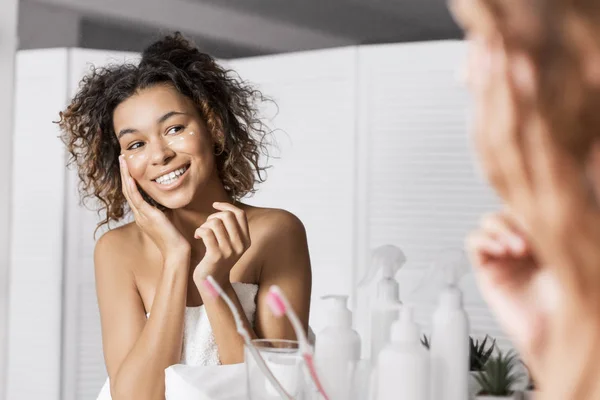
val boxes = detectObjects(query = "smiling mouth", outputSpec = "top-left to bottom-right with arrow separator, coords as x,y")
153,164 -> 190,186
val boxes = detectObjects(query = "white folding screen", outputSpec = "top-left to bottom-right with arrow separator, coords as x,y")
8,49 -> 70,400
354,42 -> 509,349
226,47 -> 359,333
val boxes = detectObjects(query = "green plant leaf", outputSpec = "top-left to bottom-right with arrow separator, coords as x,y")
470,335 -> 496,371
421,334 -> 430,350
474,349 -> 524,395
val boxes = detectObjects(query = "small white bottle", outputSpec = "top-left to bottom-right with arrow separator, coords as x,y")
314,295 -> 361,400
430,268 -> 470,400
358,245 -> 406,365
376,306 -> 429,400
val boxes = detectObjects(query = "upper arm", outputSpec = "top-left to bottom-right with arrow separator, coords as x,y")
255,210 -> 312,340
94,230 -> 146,381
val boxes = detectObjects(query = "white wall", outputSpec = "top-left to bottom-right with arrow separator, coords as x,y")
0,1 -> 19,399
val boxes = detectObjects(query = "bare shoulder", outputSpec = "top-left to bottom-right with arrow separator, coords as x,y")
245,206 -> 307,244
94,222 -> 142,273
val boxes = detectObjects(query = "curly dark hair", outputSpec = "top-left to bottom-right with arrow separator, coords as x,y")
57,32 -> 272,231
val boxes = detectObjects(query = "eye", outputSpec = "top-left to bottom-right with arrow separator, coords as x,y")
127,142 -> 144,151
167,125 -> 184,135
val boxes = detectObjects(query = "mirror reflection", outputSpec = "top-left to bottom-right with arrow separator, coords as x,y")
5,1 -> 561,399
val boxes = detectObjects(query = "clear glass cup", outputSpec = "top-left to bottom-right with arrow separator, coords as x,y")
245,339 -> 309,399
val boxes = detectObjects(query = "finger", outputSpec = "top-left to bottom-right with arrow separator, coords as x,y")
119,156 -> 142,220
471,43 -> 513,196
194,227 -> 219,254
119,156 -> 139,207
491,47 -> 534,205
198,219 -> 231,253
213,202 -> 250,245
119,156 -> 133,205
480,213 -> 528,255
119,156 -> 154,215
467,231 -> 509,265
207,211 -> 245,253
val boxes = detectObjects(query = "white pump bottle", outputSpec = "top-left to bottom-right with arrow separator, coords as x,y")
314,295 -> 361,400
358,245 -> 406,365
429,250 -> 470,400
376,306 -> 430,400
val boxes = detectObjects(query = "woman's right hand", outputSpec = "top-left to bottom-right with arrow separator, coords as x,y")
466,211 -> 561,370
119,156 -> 190,261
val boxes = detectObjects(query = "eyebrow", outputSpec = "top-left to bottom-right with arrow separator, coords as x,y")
117,111 -> 188,139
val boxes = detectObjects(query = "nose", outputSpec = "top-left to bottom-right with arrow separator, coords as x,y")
149,137 -> 176,165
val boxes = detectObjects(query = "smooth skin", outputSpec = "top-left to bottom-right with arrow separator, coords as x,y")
452,2 -> 600,397
94,83 -> 312,400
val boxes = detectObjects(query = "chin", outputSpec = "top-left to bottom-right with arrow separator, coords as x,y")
153,192 -> 195,210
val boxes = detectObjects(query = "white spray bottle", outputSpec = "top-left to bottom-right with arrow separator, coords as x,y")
357,245 -> 406,365
314,295 -> 361,400
429,249 -> 470,400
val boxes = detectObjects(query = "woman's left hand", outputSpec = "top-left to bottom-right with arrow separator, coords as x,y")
192,202 -> 251,286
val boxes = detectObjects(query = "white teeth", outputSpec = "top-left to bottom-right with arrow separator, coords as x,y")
155,166 -> 188,185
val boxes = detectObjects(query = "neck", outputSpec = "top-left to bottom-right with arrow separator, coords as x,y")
168,176 -> 232,253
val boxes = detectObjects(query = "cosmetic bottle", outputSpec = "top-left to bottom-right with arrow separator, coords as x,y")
314,295 -> 361,400
358,245 -> 406,365
376,306 -> 429,400
430,259 -> 469,400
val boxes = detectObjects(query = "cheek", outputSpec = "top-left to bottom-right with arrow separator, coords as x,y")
124,153 -> 148,180
167,131 -> 212,158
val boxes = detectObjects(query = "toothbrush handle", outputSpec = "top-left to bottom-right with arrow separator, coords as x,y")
302,354 -> 330,400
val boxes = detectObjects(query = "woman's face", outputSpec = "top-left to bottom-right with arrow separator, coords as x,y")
113,84 -> 217,209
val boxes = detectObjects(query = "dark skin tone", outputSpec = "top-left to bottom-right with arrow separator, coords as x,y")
95,84 -> 312,400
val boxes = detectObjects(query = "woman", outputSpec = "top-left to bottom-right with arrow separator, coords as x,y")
58,33 -> 312,400
453,0 -> 600,398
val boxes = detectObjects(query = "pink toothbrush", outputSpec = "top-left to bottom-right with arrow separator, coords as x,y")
266,285 -> 330,400
201,276 -> 294,400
